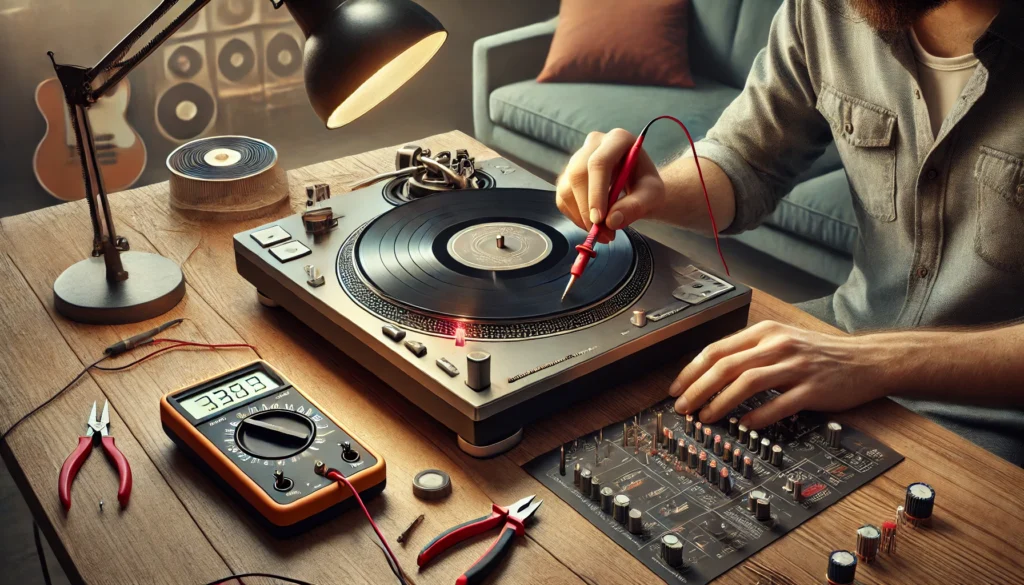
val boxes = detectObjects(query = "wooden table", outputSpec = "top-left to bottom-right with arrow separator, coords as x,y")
2,131 -> 1022,585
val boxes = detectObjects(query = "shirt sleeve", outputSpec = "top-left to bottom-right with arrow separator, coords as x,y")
688,0 -> 833,234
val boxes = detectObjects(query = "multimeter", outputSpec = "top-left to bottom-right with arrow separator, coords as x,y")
160,360 -> 386,537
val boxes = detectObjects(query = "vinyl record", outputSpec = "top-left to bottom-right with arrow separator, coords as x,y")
156,82 -> 216,142
216,0 -> 254,26
167,135 -> 277,181
218,38 -> 255,82
352,189 -> 645,323
266,31 -> 302,78
167,44 -> 203,79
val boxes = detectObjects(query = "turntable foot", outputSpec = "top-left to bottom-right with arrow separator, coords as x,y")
457,429 -> 524,458
256,290 -> 280,308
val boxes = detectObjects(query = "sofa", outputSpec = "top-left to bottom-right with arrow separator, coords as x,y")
472,0 -> 857,286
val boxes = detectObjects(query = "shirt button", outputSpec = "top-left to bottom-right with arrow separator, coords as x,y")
917,266 -> 929,278
926,169 -> 939,180
843,122 -> 854,134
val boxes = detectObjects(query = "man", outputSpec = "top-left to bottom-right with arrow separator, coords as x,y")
555,0 -> 1024,465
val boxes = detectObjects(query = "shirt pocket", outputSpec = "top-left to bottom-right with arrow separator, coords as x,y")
974,146 -> 1024,273
816,84 -> 897,222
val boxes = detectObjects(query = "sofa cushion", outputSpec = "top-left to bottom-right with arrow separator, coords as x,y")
490,77 -> 741,165
764,168 -> 858,256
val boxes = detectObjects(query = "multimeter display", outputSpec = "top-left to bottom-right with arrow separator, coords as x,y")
178,370 -> 280,419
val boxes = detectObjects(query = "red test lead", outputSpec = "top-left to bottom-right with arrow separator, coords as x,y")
561,115 -> 729,301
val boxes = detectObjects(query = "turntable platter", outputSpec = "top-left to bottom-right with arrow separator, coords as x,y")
340,189 -> 653,337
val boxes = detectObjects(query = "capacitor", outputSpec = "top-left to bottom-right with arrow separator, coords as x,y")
743,456 -> 754,479
904,482 -> 935,527
656,411 -> 664,442
719,468 -> 731,494
677,438 -> 686,458
755,498 -> 771,522
728,416 -> 739,438
613,494 -> 631,524
826,421 -> 843,449
732,449 -> 743,471
573,463 -> 581,486
559,444 -> 566,476
713,434 -> 723,456
687,444 -> 698,469
665,429 -> 675,454
579,469 -> 592,495
661,534 -> 685,569
694,421 -> 703,440
792,479 -> 804,503
881,520 -> 898,555
759,437 -> 771,460
628,509 -> 644,534
722,442 -> 732,463
748,430 -> 759,451
698,451 -> 709,477
622,423 -> 629,447
738,424 -> 749,445
590,476 -> 603,501
600,487 -> 614,513
708,459 -> 718,482
703,426 -> 713,448
826,550 -> 858,585
685,414 -> 695,437
748,489 -> 767,513
896,505 -> 906,528
770,444 -> 784,467
855,524 -> 881,563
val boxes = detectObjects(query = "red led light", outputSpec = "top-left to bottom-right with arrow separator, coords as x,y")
454,326 -> 466,347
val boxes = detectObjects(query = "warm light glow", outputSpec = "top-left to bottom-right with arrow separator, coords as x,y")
454,326 -> 466,347
326,31 -> 447,129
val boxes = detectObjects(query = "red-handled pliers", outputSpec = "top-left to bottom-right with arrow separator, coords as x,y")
417,494 -> 542,585
58,400 -> 132,511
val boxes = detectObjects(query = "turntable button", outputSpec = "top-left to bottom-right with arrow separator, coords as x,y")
268,240 -> 311,263
250,225 -> 291,248
436,357 -> 459,377
382,325 -> 406,342
466,351 -> 491,391
404,340 -> 427,357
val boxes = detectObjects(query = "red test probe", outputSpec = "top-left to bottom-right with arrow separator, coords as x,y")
561,115 -> 729,301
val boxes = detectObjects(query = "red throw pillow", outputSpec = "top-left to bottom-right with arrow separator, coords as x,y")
537,0 -> 694,88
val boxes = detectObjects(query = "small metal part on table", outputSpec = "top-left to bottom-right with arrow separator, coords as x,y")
881,520 -> 898,555
397,514 -> 425,544
904,482 -> 935,527
855,524 -> 881,563
412,469 -> 452,501
896,505 -> 906,527
826,550 -> 858,585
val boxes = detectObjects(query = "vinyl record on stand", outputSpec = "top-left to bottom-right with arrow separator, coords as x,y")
342,188 -> 653,339
265,31 -> 301,78
155,82 -> 217,142
218,37 -> 256,82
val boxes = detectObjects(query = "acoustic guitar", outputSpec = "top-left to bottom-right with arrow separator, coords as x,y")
33,77 -> 147,201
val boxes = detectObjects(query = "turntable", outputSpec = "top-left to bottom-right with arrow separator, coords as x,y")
234,153 -> 751,456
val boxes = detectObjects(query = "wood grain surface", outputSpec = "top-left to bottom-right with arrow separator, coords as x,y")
1,130 -> 1021,585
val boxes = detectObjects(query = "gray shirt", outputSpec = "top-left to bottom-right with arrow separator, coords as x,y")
692,0 -> 1024,464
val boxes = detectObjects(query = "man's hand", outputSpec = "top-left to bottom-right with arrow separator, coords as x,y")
555,129 -> 666,242
668,321 -> 892,429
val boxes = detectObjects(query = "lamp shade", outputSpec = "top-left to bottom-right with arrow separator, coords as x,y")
285,0 -> 447,129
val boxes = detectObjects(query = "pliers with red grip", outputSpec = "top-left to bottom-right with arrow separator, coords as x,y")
417,494 -> 542,585
58,400 -> 132,511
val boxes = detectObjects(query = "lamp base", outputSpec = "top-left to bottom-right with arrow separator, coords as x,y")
54,251 -> 186,324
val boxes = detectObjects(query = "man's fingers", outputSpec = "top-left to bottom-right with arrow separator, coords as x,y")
669,322 -> 782,398
586,129 -> 636,226
739,384 -> 813,429
605,176 -> 662,230
698,364 -> 794,423
555,175 -> 584,228
672,347 -> 779,416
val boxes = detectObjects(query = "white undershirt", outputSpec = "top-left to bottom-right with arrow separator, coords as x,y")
909,28 -> 980,138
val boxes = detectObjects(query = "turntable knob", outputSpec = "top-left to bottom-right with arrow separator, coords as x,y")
661,534 -> 685,569
466,351 -> 491,391
630,309 -> 647,328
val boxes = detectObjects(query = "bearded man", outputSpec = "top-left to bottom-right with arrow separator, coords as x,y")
555,0 -> 1024,465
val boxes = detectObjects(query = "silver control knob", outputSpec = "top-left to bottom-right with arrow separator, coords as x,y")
466,351 -> 491,391
630,309 -> 647,327
628,509 -> 644,534
661,534 -> 685,568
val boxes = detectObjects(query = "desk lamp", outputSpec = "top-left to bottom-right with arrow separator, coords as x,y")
49,0 -> 447,324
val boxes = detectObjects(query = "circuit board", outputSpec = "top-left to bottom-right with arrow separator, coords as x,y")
525,395 -> 903,584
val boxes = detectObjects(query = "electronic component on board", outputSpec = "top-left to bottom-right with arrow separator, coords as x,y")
826,550 -> 858,584
855,524 -> 881,563
904,482 -> 935,527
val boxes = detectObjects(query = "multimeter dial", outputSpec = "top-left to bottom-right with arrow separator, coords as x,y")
235,410 -> 316,459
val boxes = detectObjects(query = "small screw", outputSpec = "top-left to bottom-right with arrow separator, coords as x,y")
99,500 -> 104,512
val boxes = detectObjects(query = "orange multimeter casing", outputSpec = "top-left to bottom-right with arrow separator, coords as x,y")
160,360 -> 386,537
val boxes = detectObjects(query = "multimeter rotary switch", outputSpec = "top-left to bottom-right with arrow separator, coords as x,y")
272,469 -> 293,492
235,410 -> 316,459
